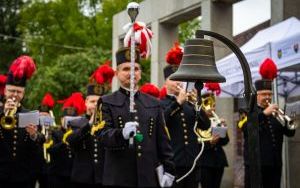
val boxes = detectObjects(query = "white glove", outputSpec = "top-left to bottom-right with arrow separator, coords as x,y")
156,165 -> 175,187
161,172 -> 175,187
122,121 -> 138,140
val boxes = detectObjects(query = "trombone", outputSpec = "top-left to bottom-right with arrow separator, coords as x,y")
266,100 -> 297,130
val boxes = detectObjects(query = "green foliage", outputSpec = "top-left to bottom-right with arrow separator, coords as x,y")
178,17 -> 201,44
0,0 -> 27,73
24,48 -> 111,114
18,0 -> 143,65
140,58 -> 151,85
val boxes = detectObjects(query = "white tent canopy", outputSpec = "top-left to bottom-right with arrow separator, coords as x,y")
217,17 -> 300,98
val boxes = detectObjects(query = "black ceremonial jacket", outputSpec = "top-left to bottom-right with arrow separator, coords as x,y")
160,95 -> 210,168
67,116 -> 103,184
98,87 -> 175,187
243,106 -> 295,166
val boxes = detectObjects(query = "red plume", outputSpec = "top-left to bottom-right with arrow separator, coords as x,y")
62,92 -> 86,115
9,55 -> 36,79
204,83 -> 221,96
41,93 -> 55,109
259,58 -> 278,80
91,63 -> 115,84
0,75 -> 7,96
166,42 -> 183,66
159,86 -> 167,99
140,83 -> 160,98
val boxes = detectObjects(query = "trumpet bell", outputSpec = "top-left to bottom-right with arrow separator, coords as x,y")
0,116 -> 16,130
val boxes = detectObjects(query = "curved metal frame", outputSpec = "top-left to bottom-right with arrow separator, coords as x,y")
196,30 -> 261,188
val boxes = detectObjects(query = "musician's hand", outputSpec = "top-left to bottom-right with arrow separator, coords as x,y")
89,112 -> 95,125
26,124 -> 38,139
161,172 -> 175,187
210,134 -> 220,145
263,103 -> 278,116
220,118 -> 227,127
122,121 -> 138,140
176,89 -> 187,105
4,98 -> 17,113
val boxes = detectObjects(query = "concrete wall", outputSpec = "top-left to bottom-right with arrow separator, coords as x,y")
216,97 -> 235,188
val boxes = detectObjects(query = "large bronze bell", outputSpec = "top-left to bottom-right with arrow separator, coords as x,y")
169,38 -> 226,83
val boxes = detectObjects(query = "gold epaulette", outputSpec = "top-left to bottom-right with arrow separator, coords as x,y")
238,116 -> 247,129
91,121 -> 106,136
62,128 -> 73,145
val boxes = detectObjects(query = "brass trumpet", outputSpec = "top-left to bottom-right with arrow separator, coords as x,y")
267,101 -> 297,130
1,97 -> 19,130
176,85 -> 198,105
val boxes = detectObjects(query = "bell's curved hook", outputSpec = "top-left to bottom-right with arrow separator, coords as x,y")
196,30 -> 256,112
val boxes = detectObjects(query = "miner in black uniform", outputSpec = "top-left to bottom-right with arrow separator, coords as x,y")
98,47 -> 175,187
198,83 -> 229,188
47,92 -> 86,188
242,79 -> 296,188
160,43 -> 210,188
66,64 -> 114,188
242,59 -> 296,188
30,93 -> 56,188
0,56 -> 43,188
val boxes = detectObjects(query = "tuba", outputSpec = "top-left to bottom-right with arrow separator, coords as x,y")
197,95 -> 221,142
1,98 -> 19,130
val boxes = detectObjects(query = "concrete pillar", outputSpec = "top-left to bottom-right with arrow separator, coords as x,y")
271,0 -> 300,25
201,0 -> 233,60
151,22 -> 178,87
216,97 -> 234,188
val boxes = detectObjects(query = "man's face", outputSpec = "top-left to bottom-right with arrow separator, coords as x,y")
257,90 -> 272,108
116,62 -> 141,88
85,95 -> 100,115
4,85 -> 25,103
165,78 -> 182,96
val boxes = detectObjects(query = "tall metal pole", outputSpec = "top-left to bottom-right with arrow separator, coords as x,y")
127,2 -> 139,148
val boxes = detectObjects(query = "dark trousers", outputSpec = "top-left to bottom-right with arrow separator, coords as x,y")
174,167 -> 199,188
199,166 -> 224,188
245,165 -> 282,188
73,183 -> 103,188
29,173 -> 48,188
0,181 -> 31,188
48,175 -> 72,188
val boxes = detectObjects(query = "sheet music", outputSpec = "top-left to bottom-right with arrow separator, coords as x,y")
212,126 -> 228,138
39,116 -> 54,127
63,116 -> 83,128
18,110 -> 40,128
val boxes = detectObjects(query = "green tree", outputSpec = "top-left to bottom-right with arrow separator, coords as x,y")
178,17 -> 201,44
0,0 -> 27,74
18,0 -> 143,65
24,48 -> 110,113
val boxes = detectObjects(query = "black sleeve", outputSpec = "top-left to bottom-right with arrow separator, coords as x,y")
196,109 -> 211,130
97,103 -> 127,148
47,131 -> 64,154
162,99 -> 182,122
67,118 -> 91,149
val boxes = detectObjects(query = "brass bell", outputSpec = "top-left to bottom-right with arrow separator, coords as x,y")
169,38 -> 226,83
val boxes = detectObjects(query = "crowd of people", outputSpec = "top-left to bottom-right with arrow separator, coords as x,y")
0,41 -> 296,188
